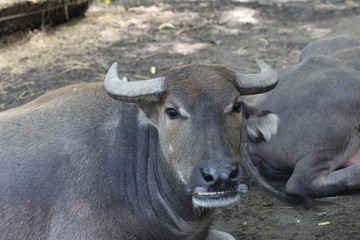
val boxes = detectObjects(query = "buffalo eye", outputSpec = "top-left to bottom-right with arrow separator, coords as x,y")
232,102 -> 243,113
165,108 -> 180,119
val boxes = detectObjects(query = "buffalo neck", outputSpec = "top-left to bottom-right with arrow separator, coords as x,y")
106,107 -> 212,237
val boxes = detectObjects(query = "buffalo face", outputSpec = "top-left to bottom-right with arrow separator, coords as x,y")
104,61 -> 279,208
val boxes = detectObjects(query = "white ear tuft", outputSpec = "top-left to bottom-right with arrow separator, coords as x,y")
245,113 -> 279,142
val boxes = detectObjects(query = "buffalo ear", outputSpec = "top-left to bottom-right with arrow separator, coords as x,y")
243,105 -> 279,142
135,103 -> 160,128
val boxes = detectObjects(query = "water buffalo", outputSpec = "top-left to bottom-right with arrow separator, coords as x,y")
242,17 -> 360,202
0,60 -> 279,239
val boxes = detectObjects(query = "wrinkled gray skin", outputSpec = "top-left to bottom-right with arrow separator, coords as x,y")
244,17 -> 360,199
0,63 -> 278,239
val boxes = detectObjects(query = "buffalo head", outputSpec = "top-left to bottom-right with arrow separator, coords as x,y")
104,60 -> 279,208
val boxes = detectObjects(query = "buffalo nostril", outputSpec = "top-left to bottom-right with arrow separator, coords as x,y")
204,174 -> 214,183
198,161 -> 242,187
200,168 -> 215,183
229,168 -> 238,180
228,164 -> 239,180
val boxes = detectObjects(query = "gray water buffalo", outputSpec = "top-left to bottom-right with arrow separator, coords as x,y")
0,60 -> 279,239
242,17 -> 360,202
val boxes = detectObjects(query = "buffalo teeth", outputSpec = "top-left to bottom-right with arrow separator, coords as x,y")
196,191 -> 226,196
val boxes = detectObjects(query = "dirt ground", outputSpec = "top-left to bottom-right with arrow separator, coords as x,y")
0,0 -> 360,239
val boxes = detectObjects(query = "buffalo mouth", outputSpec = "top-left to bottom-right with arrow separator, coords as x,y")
192,184 -> 248,208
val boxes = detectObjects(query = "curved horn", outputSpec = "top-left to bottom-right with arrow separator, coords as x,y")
104,62 -> 166,102
236,59 -> 279,95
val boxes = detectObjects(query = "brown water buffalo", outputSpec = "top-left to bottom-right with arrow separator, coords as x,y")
0,60 -> 279,239
242,17 -> 360,202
